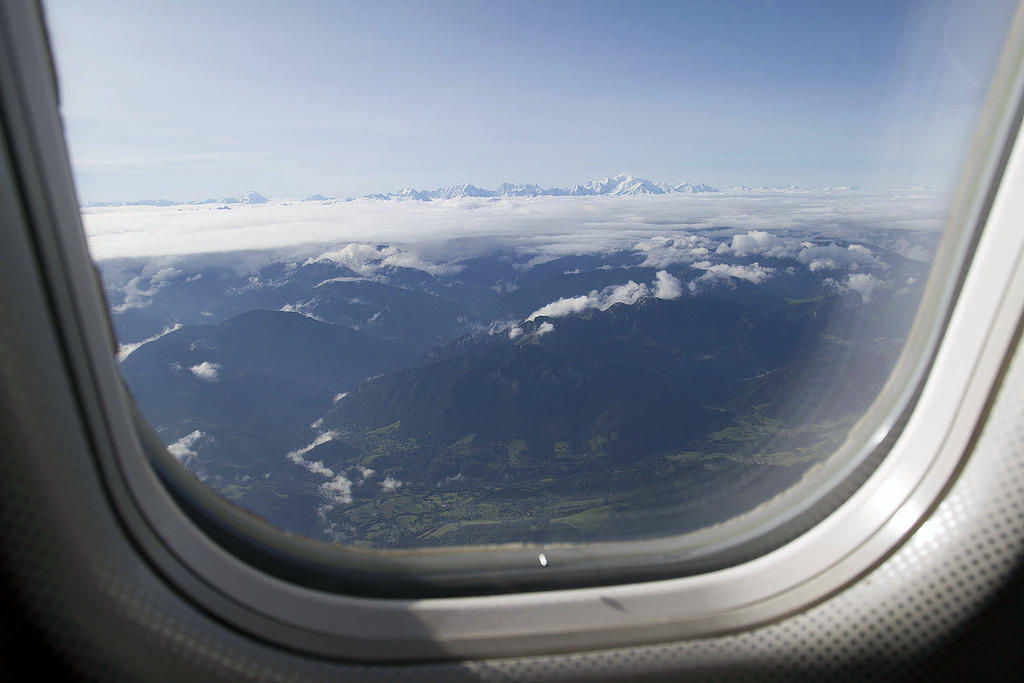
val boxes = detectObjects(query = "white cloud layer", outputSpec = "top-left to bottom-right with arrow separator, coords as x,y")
82,191 -> 947,262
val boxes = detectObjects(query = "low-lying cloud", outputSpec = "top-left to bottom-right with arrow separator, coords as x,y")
535,321 -> 555,337
284,429 -> 356,512
380,475 -> 403,492
633,235 -> 713,267
167,429 -> 203,465
117,323 -> 182,360
716,230 -> 791,258
310,243 -> 461,277
189,361 -> 220,382
845,272 -> 882,303
797,243 -> 879,272
690,261 -> 775,286
319,475 -> 353,506
286,429 -> 340,465
823,272 -> 885,303
528,270 -> 684,323
653,270 -> 684,299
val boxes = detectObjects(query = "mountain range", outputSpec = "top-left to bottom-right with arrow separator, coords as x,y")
106,227 -> 934,548
84,173 -> 720,207
365,173 -> 720,201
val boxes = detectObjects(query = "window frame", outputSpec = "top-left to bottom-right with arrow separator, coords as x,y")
4,0 -> 1024,662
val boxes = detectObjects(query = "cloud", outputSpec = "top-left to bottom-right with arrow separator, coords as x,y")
715,230 -> 792,258
527,280 -> 650,321
689,261 -> 775,288
319,475 -> 353,505
189,361 -> 220,382
109,265 -> 185,314
527,294 -> 593,321
279,299 -> 328,323
117,323 -> 182,361
286,429 -> 340,465
653,271 -> 683,300
283,430 -> 356,515
310,242 -> 460,277
150,266 -> 182,283
633,235 -> 713,267
508,325 -> 524,339
846,272 -> 881,303
304,460 -> 336,478
356,465 -> 375,480
535,321 -> 555,337
380,475 -> 403,492
822,272 -> 883,303
797,243 -> 879,272
527,269 -> 684,322
111,276 -> 158,313
710,231 -> 881,276
81,191 -> 946,262
167,429 -> 203,465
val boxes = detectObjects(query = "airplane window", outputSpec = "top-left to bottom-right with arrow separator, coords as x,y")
41,0 -> 1021,590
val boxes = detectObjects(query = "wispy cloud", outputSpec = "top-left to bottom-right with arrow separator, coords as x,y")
167,429 -> 203,466
117,323 -> 182,361
380,475 -> 403,492
846,272 -> 882,303
286,429 -> 340,465
319,475 -> 353,506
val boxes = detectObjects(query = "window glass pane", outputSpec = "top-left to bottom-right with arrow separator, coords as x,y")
45,0 -> 1018,548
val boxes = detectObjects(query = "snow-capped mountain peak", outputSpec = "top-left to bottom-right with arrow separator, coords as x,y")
354,173 -> 720,202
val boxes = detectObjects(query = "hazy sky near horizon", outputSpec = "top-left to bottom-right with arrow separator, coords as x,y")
44,0 -> 1017,202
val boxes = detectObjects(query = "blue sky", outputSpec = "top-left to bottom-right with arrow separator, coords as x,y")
44,0 -> 1017,201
